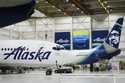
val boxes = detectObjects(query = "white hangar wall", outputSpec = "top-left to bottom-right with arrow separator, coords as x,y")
0,16 -> 91,42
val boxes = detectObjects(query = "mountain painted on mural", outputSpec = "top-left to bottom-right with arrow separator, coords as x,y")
92,30 -> 108,48
73,30 -> 90,49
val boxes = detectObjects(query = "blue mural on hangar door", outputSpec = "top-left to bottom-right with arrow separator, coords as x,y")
55,32 -> 71,50
92,30 -> 108,48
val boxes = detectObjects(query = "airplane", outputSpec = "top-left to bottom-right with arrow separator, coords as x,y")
0,17 -> 124,75
0,0 -> 35,28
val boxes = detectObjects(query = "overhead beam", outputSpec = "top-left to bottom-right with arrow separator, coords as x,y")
46,0 -> 72,16
97,0 -> 110,14
36,0 -> 65,17
92,8 -> 108,14
110,7 -> 125,13
107,0 -> 125,3
71,0 -> 92,15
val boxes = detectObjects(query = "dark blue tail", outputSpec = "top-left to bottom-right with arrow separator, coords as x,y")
105,17 -> 124,48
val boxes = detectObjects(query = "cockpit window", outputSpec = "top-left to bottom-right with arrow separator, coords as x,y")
52,45 -> 65,50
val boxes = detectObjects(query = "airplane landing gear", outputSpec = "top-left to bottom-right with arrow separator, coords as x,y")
46,68 -> 52,75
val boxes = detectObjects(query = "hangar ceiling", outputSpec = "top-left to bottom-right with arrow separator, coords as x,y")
35,0 -> 125,17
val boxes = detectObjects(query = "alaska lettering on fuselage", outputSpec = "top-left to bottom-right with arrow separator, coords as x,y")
3,46 -> 51,62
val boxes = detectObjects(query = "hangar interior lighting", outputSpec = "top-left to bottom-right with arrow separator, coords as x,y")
97,0 -> 110,14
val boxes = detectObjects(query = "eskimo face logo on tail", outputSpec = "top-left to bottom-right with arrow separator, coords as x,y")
3,46 -> 51,62
108,30 -> 120,47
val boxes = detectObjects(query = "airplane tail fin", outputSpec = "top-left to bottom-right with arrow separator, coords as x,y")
105,17 -> 124,49
75,17 -> 124,64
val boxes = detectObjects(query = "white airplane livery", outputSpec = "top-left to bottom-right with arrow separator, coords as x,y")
0,17 -> 124,75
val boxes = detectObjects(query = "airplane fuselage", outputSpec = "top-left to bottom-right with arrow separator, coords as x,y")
0,40 -> 91,68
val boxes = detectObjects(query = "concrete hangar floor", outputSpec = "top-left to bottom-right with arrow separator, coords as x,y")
0,70 -> 125,83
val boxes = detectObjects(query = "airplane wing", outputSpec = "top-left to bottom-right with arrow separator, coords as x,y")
0,0 -> 35,28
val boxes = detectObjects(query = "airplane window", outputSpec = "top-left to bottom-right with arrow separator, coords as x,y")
1,48 -> 3,51
27,48 -> 29,50
59,46 -> 65,50
52,45 -> 65,50
52,47 -> 60,50
58,45 -> 65,50
5,48 -> 6,51
11,48 -> 13,51
52,47 -> 56,50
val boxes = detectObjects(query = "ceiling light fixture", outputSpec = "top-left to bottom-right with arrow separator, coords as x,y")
97,0 -> 110,14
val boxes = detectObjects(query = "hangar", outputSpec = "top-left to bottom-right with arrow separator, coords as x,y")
0,0 -> 125,83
